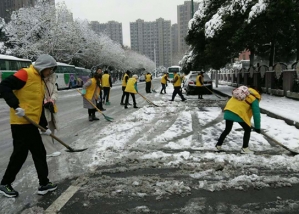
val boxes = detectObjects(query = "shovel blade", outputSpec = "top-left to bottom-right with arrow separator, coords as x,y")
65,148 -> 88,153
103,115 -> 114,122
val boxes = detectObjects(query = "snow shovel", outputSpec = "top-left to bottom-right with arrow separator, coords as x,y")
77,89 -> 113,122
23,115 -> 87,153
261,130 -> 299,155
138,92 -> 160,107
151,85 -> 157,93
202,85 -> 222,99
235,127 -> 299,155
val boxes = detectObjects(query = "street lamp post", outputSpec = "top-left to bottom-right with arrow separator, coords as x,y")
154,43 -> 157,78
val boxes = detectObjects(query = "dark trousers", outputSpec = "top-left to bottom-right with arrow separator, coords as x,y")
121,86 -> 126,104
88,108 -> 96,116
145,82 -> 151,93
160,83 -> 166,93
99,89 -> 103,102
103,87 -> 110,102
171,87 -> 185,101
125,92 -> 136,106
217,120 -> 251,148
1,124 -> 49,186
197,86 -> 203,99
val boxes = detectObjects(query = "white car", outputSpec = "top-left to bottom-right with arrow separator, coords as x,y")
139,75 -> 145,82
183,73 -> 213,95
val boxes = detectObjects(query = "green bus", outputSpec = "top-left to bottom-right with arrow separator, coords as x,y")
55,62 -> 76,90
167,66 -> 182,79
0,54 -> 32,83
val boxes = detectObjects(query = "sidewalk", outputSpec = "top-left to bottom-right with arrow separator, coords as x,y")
213,84 -> 299,128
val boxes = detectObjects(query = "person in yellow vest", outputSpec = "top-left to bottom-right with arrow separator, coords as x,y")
215,86 -> 261,154
170,70 -> 186,102
196,71 -> 204,99
102,70 -> 112,105
120,70 -> 132,105
95,67 -> 105,111
160,72 -> 170,94
145,72 -> 152,93
0,54 -> 58,198
41,72 -> 61,157
81,71 -> 101,121
124,74 -> 139,109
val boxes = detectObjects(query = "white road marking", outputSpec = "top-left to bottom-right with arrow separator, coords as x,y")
44,185 -> 80,213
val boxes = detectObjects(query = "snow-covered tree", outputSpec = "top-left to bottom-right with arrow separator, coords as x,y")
2,2 -> 155,70
185,0 -> 299,69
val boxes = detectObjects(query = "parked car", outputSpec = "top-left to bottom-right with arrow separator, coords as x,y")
139,75 -> 145,82
183,73 -> 213,95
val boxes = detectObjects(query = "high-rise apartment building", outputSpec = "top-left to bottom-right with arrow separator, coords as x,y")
90,21 -> 123,46
171,23 -> 181,65
130,18 -> 172,68
0,0 -> 55,22
177,1 -> 199,54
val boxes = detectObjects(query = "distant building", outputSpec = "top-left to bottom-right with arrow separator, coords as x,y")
239,50 -> 250,61
0,0 -> 55,22
177,1 -> 199,54
90,21 -> 123,46
130,18 -> 172,68
171,23 -> 182,65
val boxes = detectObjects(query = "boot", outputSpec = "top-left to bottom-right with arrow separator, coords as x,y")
89,115 -> 93,121
92,112 -> 99,121
133,104 -> 139,108
97,101 -> 106,111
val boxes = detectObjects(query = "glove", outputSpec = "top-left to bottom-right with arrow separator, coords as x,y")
44,102 -> 55,113
15,107 -> 25,117
41,129 -> 52,135
254,128 -> 261,134
81,89 -> 86,96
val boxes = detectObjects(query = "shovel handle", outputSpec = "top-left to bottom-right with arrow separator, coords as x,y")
77,89 -> 102,114
23,115 -> 75,152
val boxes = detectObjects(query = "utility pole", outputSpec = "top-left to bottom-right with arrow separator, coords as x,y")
191,0 -> 194,18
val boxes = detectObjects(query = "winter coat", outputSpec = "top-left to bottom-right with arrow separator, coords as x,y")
83,78 -> 100,109
43,73 -> 58,127
224,88 -> 261,128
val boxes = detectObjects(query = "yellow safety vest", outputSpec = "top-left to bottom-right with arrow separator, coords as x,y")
10,66 -> 44,124
122,73 -> 129,86
145,74 -> 151,82
101,74 -> 110,87
196,75 -> 203,86
125,78 -> 137,93
85,78 -> 100,100
161,74 -> 167,84
173,73 -> 181,87
224,88 -> 261,126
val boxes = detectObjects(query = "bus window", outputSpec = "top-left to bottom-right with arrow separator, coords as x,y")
55,62 -> 76,90
167,66 -> 182,79
0,54 -> 32,83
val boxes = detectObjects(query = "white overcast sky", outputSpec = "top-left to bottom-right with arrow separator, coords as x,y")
55,0 -> 196,47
